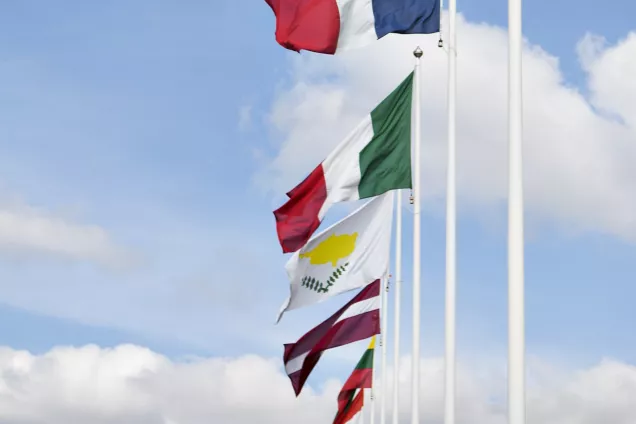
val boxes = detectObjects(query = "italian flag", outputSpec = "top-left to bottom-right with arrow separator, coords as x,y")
274,72 -> 414,253
333,336 -> 376,424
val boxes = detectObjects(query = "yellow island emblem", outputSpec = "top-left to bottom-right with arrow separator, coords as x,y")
300,232 -> 358,267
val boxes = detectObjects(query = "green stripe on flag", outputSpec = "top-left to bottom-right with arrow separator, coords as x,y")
355,346 -> 375,370
358,72 -> 414,199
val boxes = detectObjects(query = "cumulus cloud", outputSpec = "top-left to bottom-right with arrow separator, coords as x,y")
0,200 -> 137,270
0,344 -> 335,424
0,344 -> 634,423
257,14 -> 636,241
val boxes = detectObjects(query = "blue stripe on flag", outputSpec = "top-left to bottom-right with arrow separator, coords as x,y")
372,0 -> 440,38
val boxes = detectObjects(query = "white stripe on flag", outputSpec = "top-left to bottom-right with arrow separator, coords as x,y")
335,0 -> 377,53
285,352 -> 309,375
335,296 -> 380,324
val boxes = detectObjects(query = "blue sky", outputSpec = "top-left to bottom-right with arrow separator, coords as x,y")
1,0 -> 635,396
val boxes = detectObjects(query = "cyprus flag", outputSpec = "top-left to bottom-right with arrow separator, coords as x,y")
276,191 -> 394,323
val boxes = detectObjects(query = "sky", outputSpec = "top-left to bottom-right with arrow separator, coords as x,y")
0,0 -> 636,423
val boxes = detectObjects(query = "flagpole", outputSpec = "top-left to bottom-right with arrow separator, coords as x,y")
370,292 -> 378,424
444,0 -> 457,422
380,277 -> 388,424
391,190 -> 402,424
369,378 -> 375,424
360,400 -> 365,424
508,0 -> 526,422
411,46 -> 423,424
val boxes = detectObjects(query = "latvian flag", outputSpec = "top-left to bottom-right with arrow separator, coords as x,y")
333,337 -> 376,424
265,0 -> 440,55
283,280 -> 381,395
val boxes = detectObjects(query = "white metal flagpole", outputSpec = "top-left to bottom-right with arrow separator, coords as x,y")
380,276 -> 389,424
508,0 -> 526,422
360,395 -> 365,424
391,190 -> 402,424
370,308 -> 378,424
370,385 -> 376,424
411,46 -> 423,424
444,0 -> 457,423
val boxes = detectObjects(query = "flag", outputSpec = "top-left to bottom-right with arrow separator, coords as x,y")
265,0 -> 440,55
274,73 -> 412,253
333,337 -> 376,424
283,280 -> 380,395
277,191 -> 393,322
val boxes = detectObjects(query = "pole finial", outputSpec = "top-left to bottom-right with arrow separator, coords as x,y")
413,46 -> 423,58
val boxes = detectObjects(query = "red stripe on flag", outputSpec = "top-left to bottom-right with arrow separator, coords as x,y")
273,164 -> 328,253
334,389 -> 364,424
339,368 -> 372,405
264,0 -> 341,55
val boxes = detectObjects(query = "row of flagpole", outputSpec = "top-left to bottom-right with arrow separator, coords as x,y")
268,0 -> 525,419
369,0 -> 525,422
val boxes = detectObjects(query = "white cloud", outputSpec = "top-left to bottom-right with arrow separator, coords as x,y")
583,32 -> 636,128
257,14 -> 636,241
0,200 -> 137,270
0,344 -> 634,423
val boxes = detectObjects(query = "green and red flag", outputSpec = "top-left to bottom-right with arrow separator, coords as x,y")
334,336 -> 376,424
273,72 -> 413,253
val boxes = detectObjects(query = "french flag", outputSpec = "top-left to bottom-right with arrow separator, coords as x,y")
265,0 -> 440,55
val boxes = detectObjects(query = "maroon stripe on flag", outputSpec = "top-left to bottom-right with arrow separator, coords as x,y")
287,369 -> 302,394
283,280 -> 380,364
319,310 -> 380,351
293,309 -> 380,395
264,0 -> 341,55
273,164 -> 328,253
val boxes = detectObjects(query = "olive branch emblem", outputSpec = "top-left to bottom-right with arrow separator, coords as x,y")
301,262 -> 350,294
